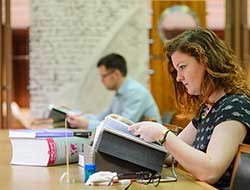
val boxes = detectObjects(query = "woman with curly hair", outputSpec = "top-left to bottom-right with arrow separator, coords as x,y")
129,28 -> 250,189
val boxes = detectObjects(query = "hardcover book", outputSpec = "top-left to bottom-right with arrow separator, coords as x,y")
9,128 -> 92,138
10,136 -> 90,166
92,115 -> 168,173
93,115 -> 166,152
48,105 -> 82,128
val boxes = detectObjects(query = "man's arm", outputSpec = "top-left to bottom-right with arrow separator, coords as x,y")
66,103 -> 113,130
85,105 -> 113,130
95,104 -> 113,121
119,91 -> 146,122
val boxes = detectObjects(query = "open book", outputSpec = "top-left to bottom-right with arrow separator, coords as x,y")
48,104 -> 82,128
90,114 -> 167,173
92,114 -> 166,153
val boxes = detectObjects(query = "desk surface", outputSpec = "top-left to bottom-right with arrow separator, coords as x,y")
0,130 -> 217,190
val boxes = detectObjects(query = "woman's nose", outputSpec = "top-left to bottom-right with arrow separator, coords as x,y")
176,72 -> 183,82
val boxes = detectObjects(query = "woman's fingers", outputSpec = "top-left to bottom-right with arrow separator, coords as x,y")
128,123 -> 141,133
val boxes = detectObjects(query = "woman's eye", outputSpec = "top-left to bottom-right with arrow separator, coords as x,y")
179,65 -> 186,70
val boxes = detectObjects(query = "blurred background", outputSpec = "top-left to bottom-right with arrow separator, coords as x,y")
0,0 -> 249,129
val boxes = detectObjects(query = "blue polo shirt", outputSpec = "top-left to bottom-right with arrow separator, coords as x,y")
85,77 -> 161,131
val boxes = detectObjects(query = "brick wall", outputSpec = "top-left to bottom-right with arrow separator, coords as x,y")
29,0 -> 149,117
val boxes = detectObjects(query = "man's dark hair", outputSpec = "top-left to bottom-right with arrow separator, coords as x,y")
97,53 -> 127,76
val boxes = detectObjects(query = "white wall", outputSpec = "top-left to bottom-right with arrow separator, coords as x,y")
29,0 -> 149,117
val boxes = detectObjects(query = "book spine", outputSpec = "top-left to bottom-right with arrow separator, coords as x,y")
47,138 -> 57,165
37,132 -> 73,138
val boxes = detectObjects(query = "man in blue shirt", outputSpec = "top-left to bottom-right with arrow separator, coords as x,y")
67,53 -> 161,130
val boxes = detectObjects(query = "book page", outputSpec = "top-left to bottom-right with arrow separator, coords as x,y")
102,115 -> 134,135
92,115 -> 167,153
92,115 -> 133,151
92,121 -> 104,151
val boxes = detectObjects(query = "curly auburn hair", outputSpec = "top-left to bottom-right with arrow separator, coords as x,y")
165,28 -> 250,113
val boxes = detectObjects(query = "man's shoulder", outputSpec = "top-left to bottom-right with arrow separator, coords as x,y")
126,78 -> 149,93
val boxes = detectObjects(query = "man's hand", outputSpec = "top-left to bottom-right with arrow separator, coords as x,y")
66,114 -> 89,129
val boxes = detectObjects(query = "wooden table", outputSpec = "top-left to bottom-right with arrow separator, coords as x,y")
0,130 -> 217,190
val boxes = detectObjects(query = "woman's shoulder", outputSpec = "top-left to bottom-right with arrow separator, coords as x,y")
214,93 -> 250,128
219,94 -> 250,106
215,94 -> 250,114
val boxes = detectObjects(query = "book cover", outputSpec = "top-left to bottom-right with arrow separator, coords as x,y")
91,115 -> 167,173
10,136 -> 90,166
93,115 -> 166,153
9,128 -> 92,139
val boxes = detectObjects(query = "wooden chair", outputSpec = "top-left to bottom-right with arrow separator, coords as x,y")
230,144 -> 250,190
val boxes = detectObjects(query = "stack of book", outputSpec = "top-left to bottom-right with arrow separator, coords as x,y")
9,128 -> 91,166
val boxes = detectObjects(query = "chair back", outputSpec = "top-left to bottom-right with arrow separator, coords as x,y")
230,144 -> 250,190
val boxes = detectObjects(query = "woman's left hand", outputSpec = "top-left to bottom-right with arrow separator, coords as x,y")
128,121 -> 167,142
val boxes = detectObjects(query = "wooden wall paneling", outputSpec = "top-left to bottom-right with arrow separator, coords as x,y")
12,28 -> 30,107
13,58 -> 29,107
3,0 -> 12,128
234,1 -> 240,58
225,0 -> 249,81
241,1 -> 249,79
0,0 -> 2,128
150,1 -> 168,115
150,0 -> 206,126
225,0 -> 232,46
249,30 -> 250,82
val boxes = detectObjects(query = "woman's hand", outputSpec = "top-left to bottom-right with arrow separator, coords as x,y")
128,121 -> 168,142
